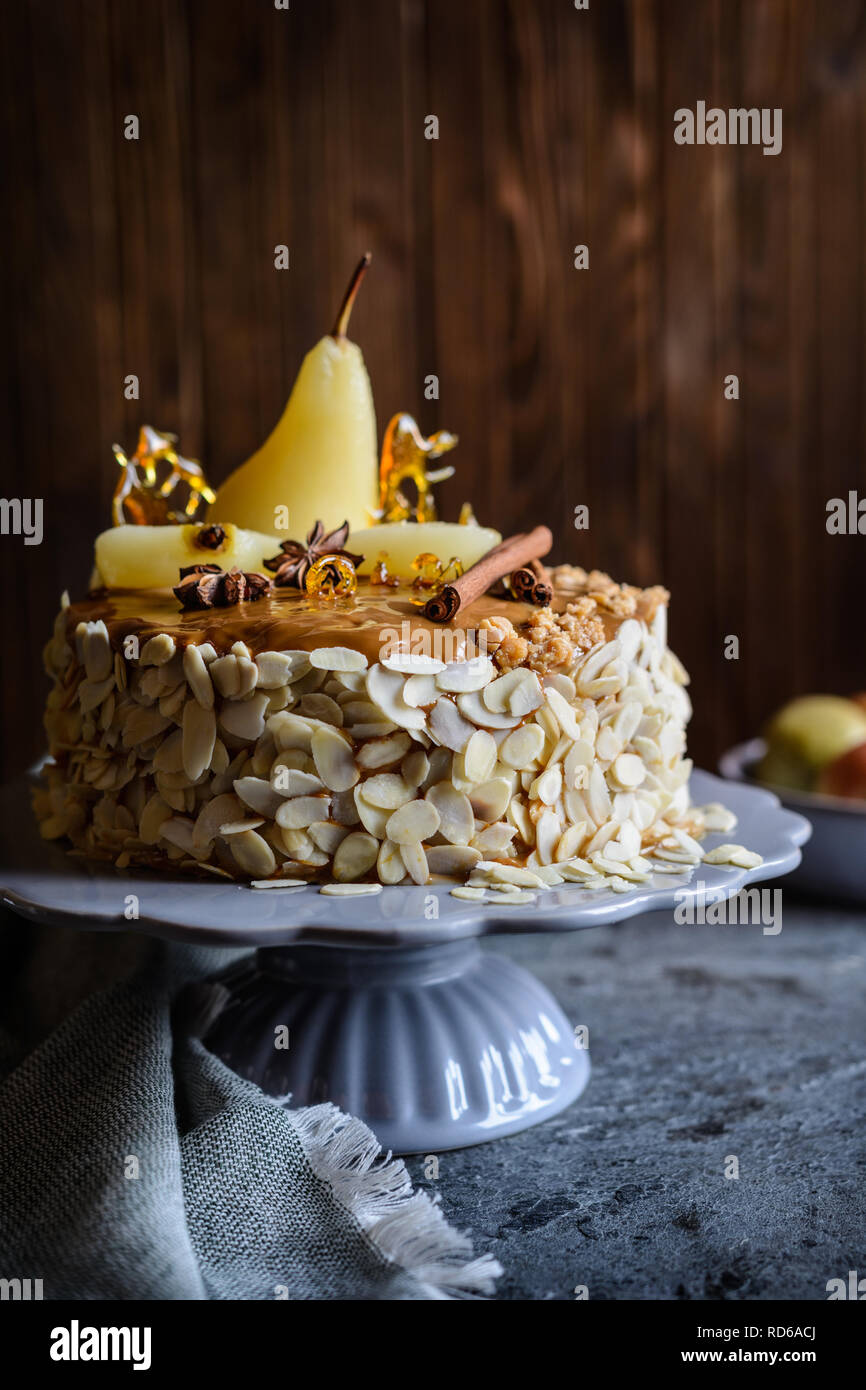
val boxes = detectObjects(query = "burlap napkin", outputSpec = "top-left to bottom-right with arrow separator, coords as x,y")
0,914 -> 500,1300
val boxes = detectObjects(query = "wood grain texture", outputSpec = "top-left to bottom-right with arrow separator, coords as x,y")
0,0 -> 864,778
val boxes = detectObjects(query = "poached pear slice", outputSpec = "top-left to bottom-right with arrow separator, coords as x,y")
348,521 -> 501,580
93,523 -> 278,590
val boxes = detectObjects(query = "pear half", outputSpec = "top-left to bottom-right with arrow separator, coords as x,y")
94,523 -> 278,590
214,256 -> 378,540
349,521 -> 501,580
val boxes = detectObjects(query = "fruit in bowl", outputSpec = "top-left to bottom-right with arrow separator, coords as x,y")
757,695 -> 866,803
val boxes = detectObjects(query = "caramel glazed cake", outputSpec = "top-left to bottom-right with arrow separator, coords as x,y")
35,564 -> 763,903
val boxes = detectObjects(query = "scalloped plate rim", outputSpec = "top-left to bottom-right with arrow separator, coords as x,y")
1,768 -> 811,948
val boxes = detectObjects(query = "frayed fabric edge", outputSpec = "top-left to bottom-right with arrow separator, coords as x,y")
289,1103 -> 503,1300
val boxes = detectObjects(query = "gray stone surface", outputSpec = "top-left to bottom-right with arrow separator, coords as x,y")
410,900 -> 866,1301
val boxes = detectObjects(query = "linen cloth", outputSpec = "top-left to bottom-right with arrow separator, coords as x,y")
0,913 -> 500,1300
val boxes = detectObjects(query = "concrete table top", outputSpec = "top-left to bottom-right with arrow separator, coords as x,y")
413,900 -> 866,1300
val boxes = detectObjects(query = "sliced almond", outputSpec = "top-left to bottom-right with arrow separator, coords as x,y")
469,777 -> 512,823
193,793 -> 244,849
699,802 -> 738,833
429,697 -> 476,750
219,693 -> 269,742
563,740 -> 594,788
366,664 -> 426,731
381,652 -> 445,675
435,657 -> 495,692
233,775 -> 285,819
332,830 -> 379,881
356,731 -> 412,769
385,799 -> 440,845
140,633 -> 176,668
614,618 -> 642,663
254,651 -> 296,688
425,782 -> 474,845
182,701 -> 216,782
531,765 -> 562,806
271,767 -> 324,797
612,700 -> 643,745
426,844 -> 481,877
555,822 -> 587,861
299,693 -> 343,726
251,878 -> 308,889
544,687 -> 582,740
345,720 -> 399,739
586,764 -> 612,825
402,674 -> 439,708
268,711 -> 315,752
482,669 -> 537,715
183,645 -> 215,709
361,773 -> 415,810
229,829 -> 276,877
331,670 -> 368,694
499,724 -> 545,770
558,858 -> 601,881
430,695 -> 478,750
139,793 -> 173,845
79,676 -> 115,715
543,672 -> 577,701
399,841 -> 429,885
473,862 -> 544,888
456,691 -> 520,730
320,882 -> 383,897
401,749 -> 429,788
153,728 -> 184,774
289,667 -> 326,696
585,821 -> 619,857
462,729 -> 498,784
377,837 -> 407,885
275,794 -> 332,829
209,655 -> 241,699
611,752 -> 645,790
702,843 -> 762,868
279,827 -> 315,857
471,822 -> 515,855
160,816 -> 196,853
353,786 -> 391,837
535,808 -> 563,865
595,726 -> 622,762
123,706 -> 171,748
310,646 -> 368,673
308,820 -> 350,855
311,725 -> 359,792
81,620 -> 113,682
220,819 -> 266,836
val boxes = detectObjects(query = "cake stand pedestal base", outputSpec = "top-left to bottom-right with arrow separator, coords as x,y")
202,938 -> 589,1154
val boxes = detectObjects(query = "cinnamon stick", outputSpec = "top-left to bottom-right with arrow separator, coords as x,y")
423,525 -> 554,622
510,558 -> 553,607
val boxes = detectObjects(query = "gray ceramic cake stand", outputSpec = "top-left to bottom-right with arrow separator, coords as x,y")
0,770 -> 809,1153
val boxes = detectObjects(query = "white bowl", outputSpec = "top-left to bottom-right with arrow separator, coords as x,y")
719,739 -> 866,904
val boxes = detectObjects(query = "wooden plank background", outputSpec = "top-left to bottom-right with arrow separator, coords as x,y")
1,0 -> 865,778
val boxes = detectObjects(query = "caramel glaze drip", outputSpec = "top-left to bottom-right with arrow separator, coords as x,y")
64,581 -> 662,661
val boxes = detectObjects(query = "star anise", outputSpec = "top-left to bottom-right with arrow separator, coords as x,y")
264,519 -> 364,589
174,564 -> 272,611
195,524 -> 228,551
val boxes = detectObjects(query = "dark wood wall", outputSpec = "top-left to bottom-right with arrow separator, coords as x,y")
2,0 -> 865,778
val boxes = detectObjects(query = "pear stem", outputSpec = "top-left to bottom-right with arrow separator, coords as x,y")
331,253 -> 372,339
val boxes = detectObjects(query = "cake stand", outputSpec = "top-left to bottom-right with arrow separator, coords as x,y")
0,770 -> 809,1152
